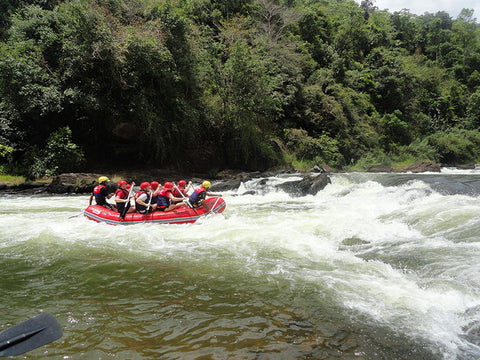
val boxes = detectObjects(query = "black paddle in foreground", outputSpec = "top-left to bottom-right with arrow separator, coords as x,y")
0,313 -> 62,357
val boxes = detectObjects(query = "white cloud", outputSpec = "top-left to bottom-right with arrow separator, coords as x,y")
356,0 -> 480,18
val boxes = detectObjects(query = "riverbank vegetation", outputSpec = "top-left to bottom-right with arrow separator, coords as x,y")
0,0 -> 479,178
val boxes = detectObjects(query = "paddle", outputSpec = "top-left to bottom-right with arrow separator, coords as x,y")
0,313 -> 62,357
207,196 -> 221,214
174,184 -> 198,215
67,212 -> 82,219
120,183 -> 135,220
145,190 -> 153,214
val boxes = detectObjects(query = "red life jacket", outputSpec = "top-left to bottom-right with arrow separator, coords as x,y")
93,185 -> 105,194
173,187 -> 186,197
134,190 -> 148,200
158,187 -> 172,197
93,185 -> 107,204
115,188 -> 128,199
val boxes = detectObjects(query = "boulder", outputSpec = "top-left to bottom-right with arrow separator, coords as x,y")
456,164 -> 475,170
309,165 -> 324,173
368,165 -> 393,172
276,173 -> 331,197
47,173 -> 98,194
405,161 -> 441,173
210,178 -> 243,191
322,164 -> 333,173
9,182 -> 49,194
309,164 -> 334,173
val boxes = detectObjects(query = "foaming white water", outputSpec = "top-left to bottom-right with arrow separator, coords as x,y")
1,173 -> 480,359
227,174 -> 480,358
441,167 -> 480,175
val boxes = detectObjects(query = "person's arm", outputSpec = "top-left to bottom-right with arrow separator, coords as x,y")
136,194 -> 149,207
168,193 -> 184,203
89,194 -> 93,205
115,193 -> 129,203
206,191 -> 222,197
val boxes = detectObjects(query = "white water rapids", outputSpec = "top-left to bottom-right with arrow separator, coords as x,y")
0,170 -> 479,359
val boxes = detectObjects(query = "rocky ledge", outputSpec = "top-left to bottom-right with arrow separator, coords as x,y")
368,161 -> 448,173
211,172 -> 331,197
0,161 -> 476,196
0,167 -> 332,197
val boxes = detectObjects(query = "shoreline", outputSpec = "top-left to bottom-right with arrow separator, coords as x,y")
0,161 -> 478,196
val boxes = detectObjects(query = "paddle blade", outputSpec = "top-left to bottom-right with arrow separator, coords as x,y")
120,201 -> 130,219
0,313 -> 62,357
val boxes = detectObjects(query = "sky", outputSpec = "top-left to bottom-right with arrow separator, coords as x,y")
355,0 -> 480,19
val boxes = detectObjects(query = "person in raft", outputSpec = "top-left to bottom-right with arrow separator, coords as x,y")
150,181 -> 160,206
172,180 -> 192,202
89,176 -> 116,211
188,181 -> 222,212
115,180 -> 135,214
135,182 -> 157,214
157,182 -> 185,212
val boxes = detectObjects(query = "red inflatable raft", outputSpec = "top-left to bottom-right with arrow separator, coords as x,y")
84,197 -> 226,225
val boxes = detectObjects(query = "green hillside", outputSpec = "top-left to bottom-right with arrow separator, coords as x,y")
1,0 -> 479,177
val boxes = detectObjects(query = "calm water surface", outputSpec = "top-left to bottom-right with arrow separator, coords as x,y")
1,170 -> 480,359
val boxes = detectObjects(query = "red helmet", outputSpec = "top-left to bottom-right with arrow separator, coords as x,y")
118,180 -> 127,187
126,184 -> 131,190
140,182 -> 150,190
178,180 -> 186,187
151,181 -> 160,190
164,182 -> 173,188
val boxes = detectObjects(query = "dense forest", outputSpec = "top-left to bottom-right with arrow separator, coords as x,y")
0,0 -> 479,177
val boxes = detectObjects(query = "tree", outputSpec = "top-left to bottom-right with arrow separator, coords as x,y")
452,9 -> 479,82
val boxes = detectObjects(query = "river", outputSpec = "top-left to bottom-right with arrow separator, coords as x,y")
1,170 -> 479,359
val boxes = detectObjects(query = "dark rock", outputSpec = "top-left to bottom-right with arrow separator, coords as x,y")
368,165 -> 393,172
456,164 -> 475,170
9,182 -> 49,194
309,165 -> 324,173
210,178 -> 243,191
258,171 -> 276,178
405,161 -> 441,173
47,173 -> 98,194
258,179 -> 268,186
14,182 -> 47,190
276,173 -> 331,197
322,164 -> 333,173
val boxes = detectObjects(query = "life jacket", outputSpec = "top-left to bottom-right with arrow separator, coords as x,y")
173,187 -> 186,198
115,188 -> 129,212
157,187 -> 172,208
135,190 -> 151,213
115,188 -> 128,200
188,186 -> 206,207
93,185 -> 107,205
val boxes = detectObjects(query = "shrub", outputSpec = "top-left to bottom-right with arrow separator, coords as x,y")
0,144 -> 13,162
30,127 -> 85,178
348,150 -> 391,171
284,128 -> 343,165
427,129 -> 480,164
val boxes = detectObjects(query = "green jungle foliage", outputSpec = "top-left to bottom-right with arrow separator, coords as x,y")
0,0 -> 479,176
